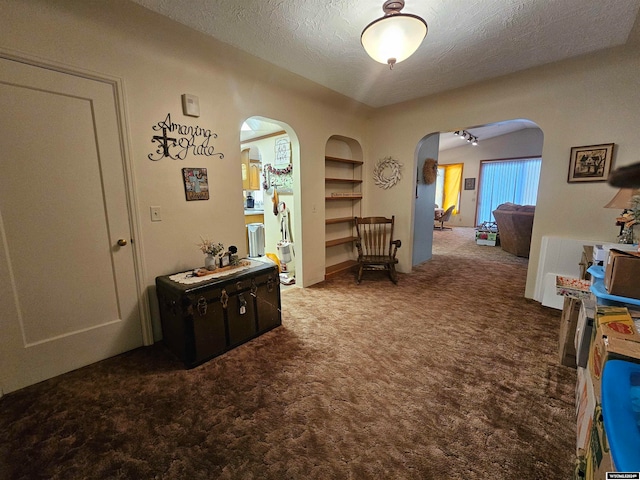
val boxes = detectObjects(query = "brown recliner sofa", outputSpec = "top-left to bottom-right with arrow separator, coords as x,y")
492,203 -> 535,257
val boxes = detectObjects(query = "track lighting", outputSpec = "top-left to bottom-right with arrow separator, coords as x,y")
452,129 -> 479,146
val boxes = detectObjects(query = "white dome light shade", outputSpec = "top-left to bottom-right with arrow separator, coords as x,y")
361,14 -> 427,66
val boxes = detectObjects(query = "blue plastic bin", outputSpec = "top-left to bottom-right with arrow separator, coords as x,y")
601,359 -> 640,472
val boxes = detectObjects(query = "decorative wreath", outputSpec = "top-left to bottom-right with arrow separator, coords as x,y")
423,158 -> 438,185
373,156 -> 402,189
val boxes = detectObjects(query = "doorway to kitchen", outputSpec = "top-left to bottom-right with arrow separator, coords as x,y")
240,116 -> 301,286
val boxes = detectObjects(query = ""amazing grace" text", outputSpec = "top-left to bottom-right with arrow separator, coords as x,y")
148,113 -> 225,161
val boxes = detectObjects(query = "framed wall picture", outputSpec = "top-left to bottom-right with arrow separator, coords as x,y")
464,177 -> 476,190
274,137 -> 291,166
182,168 -> 209,200
568,143 -> 615,183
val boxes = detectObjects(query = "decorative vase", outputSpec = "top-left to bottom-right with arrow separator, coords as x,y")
204,254 -> 217,271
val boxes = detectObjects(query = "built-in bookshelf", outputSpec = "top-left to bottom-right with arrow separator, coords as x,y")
324,147 -> 363,279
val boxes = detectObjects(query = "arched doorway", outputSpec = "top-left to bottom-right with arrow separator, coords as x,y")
411,119 -> 543,265
240,116 -> 301,286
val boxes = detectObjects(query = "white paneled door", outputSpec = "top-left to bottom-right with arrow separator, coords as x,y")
0,58 -> 144,394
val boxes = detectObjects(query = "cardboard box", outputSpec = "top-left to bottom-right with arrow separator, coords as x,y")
475,231 -> 498,246
585,403 -> 613,480
604,249 -> 640,299
574,399 -> 613,480
576,366 -> 596,452
593,243 -> 637,265
559,297 -> 579,367
592,244 -> 606,264
575,299 -> 595,368
588,306 -> 640,399
556,275 -> 591,300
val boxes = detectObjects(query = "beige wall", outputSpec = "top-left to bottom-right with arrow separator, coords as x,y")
0,0 -> 369,339
438,128 -> 544,227
367,46 -> 640,298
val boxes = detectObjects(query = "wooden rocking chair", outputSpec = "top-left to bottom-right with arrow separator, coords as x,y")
354,216 -> 402,284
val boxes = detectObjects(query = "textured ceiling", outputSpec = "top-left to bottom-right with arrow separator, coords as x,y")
129,0 -> 640,108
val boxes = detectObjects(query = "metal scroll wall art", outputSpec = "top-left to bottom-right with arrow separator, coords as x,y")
148,113 -> 225,161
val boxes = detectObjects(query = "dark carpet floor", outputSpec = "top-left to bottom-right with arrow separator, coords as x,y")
0,227 -> 576,479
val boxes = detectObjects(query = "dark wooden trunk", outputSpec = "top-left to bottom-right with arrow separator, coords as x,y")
156,262 -> 281,368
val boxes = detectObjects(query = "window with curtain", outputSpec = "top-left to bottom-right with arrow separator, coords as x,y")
435,163 -> 463,214
476,157 -> 541,225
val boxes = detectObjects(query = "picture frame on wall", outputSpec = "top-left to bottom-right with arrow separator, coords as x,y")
567,143 -> 615,183
274,137 -> 291,166
182,168 -> 209,200
464,177 -> 476,190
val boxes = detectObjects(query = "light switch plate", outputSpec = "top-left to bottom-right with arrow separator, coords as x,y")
150,206 -> 162,222
181,94 -> 200,117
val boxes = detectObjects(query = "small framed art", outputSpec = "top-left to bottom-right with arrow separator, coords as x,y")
182,168 -> 209,200
568,143 -> 614,183
219,253 -> 230,268
464,178 -> 476,190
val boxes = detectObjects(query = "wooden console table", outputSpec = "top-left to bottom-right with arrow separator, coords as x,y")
156,261 -> 281,368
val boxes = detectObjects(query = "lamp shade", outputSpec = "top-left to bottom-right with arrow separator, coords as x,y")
361,13 -> 427,66
604,188 -> 640,209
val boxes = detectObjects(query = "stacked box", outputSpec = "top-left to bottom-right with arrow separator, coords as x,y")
559,297 -> 580,368
575,299 -> 595,368
575,366 -> 613,480
589,306 -> 640,398
475,230 -> 499,246
556,275 -> 591,300
576,306 -> 640,479
604,249 -> 640,299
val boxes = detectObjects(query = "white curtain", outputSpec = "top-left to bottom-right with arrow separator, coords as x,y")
477,158 -> 541,225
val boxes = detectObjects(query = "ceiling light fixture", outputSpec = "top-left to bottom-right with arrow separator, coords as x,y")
361,0 -> 428,70
452,130 -> 479,146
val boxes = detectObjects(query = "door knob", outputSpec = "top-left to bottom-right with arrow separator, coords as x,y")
117,238 -> 128,246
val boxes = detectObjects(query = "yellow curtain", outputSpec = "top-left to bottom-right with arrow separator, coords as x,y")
443,163 -> 463,214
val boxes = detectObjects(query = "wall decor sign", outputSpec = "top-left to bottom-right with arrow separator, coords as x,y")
464,177 -> 476,190
274,137 -> 291,166
263,163 -> 293,194
148,113 -> 225,161
182,168 -> 209,201
568,143 -> 615,183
